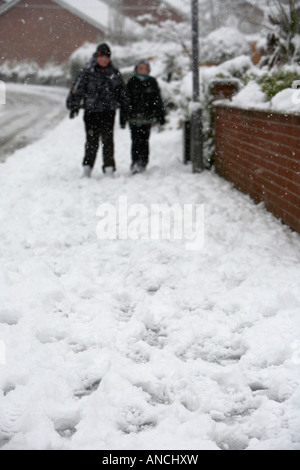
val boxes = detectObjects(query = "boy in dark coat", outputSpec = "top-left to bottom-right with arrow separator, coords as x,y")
67,44 -> 129,177
122,60 -> 165,174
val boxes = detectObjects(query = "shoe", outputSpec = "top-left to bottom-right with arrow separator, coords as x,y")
83,166 -> 92,178
131,163 -> 140,175
103,165 -> 116,174
131,163 -> 146,175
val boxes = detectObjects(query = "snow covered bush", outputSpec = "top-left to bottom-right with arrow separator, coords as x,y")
260,0 -> 300,68
142,19 -> 190,46
0,61 -> 68,86
242,67 -> 300,100
200,27 -> 250,65
231,81 -> 268,109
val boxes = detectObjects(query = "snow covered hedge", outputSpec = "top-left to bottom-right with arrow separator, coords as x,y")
200,27 -> 251,64
198,56 -> 300,167
260,0 -> 300,68
242,67 -> 300,100
0,61 -> 70,87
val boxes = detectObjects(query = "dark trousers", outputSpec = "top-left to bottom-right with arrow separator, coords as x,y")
83,111 -> 116,169
130,124 -> 151,168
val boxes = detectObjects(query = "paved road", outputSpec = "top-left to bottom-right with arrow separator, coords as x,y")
0,84 -> 67,162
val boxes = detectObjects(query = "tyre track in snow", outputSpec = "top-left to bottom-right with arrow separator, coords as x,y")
0,84 -> 67,162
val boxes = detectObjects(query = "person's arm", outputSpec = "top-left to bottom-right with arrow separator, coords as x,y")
66,69 -> 87,118
119,76 -> 131,128
153,80 -> 166,126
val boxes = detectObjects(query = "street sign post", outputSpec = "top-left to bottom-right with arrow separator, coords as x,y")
191,0 -> 204,173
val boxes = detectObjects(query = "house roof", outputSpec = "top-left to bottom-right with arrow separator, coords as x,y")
54,0 -> 143,35
0,0 -> 143,35
0,0 -> 19,15
0,0 -> 186,27
163,0 -> 189,19
106,0 -> 187,24
0,0 -> 107,65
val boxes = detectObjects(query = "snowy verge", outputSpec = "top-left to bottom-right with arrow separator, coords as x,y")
230,80 -> 300,114
0,98 -> 299,450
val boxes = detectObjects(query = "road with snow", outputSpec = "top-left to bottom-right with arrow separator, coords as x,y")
0,84 -> 67,162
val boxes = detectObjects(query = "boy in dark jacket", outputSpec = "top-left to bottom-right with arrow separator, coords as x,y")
67,44 -> 129,177
122,60 -> 165,174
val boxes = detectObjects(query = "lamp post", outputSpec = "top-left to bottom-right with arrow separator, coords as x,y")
190,0 -> 203,173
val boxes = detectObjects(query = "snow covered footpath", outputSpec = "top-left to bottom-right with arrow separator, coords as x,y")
0,103 -> 300,450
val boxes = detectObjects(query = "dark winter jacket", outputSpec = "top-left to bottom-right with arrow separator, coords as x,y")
67,57 -> 129,115
122,75 -> 165,126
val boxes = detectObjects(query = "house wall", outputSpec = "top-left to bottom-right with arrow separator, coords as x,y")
214,104 -> 300,234
0,0 -> 104,65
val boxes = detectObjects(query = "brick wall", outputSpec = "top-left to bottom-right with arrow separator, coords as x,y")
0,0 -> 104,66
214,104 -> 300,234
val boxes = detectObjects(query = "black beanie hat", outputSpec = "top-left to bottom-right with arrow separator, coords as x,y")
97,43 -> 111,58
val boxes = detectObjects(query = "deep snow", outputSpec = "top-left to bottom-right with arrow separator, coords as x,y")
0,86 -> 300,450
